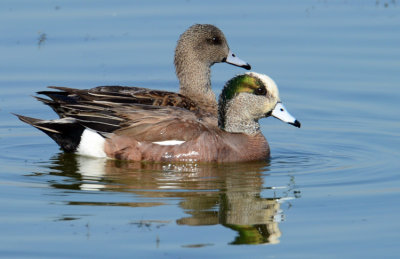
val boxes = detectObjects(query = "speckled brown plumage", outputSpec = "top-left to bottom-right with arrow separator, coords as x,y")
35,24 -> 250,126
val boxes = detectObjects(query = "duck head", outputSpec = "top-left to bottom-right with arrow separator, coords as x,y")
219,72 -> 300,135
174,24 -> 251,70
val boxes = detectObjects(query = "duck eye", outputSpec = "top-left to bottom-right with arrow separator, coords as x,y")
208,36 -> 221,45
255,87 -> 267,96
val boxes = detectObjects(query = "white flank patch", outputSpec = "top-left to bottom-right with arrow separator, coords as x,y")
152,140 -> 186,146
76,129 -> 107,158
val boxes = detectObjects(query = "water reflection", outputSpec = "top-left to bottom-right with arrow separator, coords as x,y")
38,153 -> 300,245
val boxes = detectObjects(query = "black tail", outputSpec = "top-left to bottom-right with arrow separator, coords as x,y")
14,114 -> 85,152
34,88 -> 81,118
33,96 -> 75,119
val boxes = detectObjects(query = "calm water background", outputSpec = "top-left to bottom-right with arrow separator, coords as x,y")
1,0 -> 399,258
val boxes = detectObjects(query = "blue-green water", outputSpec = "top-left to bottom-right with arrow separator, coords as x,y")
1,0 -> 399,258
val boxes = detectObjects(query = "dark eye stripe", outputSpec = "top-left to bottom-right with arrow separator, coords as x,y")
255,86 -> 267,96
208,36 -> 222,45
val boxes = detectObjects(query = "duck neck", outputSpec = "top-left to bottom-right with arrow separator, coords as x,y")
220,101 -> 261,135
175,57 -> 217,111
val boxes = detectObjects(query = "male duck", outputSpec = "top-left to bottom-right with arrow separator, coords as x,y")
39,24 -> 250,126
16,72 -> 300,163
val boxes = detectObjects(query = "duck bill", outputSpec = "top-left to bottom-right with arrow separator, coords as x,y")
224,50 -> 251,70
271,102 -> 301,128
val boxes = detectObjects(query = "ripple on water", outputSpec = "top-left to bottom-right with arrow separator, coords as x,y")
270,122 -> 399,193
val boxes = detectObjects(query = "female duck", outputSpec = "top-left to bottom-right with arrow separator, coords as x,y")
16,72 -> 300,163
40,24 -> 250,124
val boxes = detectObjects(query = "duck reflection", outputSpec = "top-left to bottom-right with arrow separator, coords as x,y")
41,153 -> 300,245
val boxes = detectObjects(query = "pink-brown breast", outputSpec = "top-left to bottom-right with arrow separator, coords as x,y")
104,131 -> 269,163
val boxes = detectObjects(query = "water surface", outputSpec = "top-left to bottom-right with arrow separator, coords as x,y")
1,0 -> 399,258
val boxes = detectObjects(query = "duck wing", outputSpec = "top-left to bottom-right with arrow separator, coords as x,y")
37,86 -> 201,118
113,105 -> 210,142
59,101 -> 210,143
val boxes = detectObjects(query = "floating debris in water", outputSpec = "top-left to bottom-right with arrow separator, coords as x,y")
37,32 -> 47,48
376,0 -> 397,7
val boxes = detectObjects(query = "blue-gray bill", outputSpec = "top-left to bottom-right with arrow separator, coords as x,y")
271,102 -> 301,128
224,50 -> 251,70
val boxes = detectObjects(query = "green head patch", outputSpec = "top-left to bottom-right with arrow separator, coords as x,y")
220,74 -> 267,103
218,74 -> 267,129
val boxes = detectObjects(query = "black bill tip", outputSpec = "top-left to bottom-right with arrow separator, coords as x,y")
229,62 -> 251,70
242,63 -> 251,70
290,120 -> 301,128
223,51 -> 252,70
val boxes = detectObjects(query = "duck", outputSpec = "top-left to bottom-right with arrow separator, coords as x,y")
15,72 -> 300,163
38,24 -> 251,126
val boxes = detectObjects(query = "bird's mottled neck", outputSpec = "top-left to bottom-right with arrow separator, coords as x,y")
175,56 -> 217,111
221,99 -> 261,135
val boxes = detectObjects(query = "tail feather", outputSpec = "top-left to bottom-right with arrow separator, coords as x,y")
36,90 -> 79,104
14,114 -> 85,152
33,96 -> 68,118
